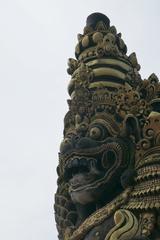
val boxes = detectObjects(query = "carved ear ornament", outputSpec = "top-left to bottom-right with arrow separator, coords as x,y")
55,12 -> 160,240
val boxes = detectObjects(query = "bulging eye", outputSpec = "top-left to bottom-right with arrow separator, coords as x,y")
89,127 -> 102,140
89,124 -> 110,141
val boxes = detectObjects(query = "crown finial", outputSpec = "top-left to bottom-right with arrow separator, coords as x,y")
86,12 -> 110,28
55,13 -> 160,240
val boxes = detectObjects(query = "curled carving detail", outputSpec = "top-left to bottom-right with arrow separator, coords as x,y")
105,209 -> 139,240
139,138 -> 151,150
55,12 -> 160,240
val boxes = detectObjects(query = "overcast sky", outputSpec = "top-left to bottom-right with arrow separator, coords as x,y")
0,0 -> 159,239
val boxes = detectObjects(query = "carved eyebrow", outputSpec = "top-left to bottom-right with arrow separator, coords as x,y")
89,119 -> 119,136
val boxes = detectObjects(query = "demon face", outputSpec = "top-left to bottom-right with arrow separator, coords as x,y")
59,113 -> 137,207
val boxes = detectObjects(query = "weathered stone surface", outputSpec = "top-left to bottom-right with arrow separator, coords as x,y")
55,13 -> 160,240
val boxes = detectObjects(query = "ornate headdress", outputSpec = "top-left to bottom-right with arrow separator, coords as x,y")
55,13 -> 160,240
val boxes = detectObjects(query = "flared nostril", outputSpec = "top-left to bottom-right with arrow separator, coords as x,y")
72,135 -> 81,145
60,138 -> 73,154
60,135 -> 99,154
60,135 -> 81,154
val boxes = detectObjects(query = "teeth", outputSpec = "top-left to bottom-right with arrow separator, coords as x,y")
64,157 -> 97,180
71,158 -> 79,168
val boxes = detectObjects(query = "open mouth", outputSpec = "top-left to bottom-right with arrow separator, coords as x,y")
64,155 -> 105,190
62,142 -> 122,192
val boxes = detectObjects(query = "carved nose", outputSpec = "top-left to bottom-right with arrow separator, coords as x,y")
60,138 -> 72,154
60,135 -> 81,154
76,137 -> 98,149
60,136 -> 99,154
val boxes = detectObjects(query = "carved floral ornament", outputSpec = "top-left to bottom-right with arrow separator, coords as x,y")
55,13 -> 160,240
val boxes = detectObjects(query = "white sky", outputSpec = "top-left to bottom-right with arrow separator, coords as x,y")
0,0 -> 159,239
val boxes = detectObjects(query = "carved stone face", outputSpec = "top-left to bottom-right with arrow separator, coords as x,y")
55,13 -> 160,240
141,212 -> 156,237
60,114 -> 134,205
